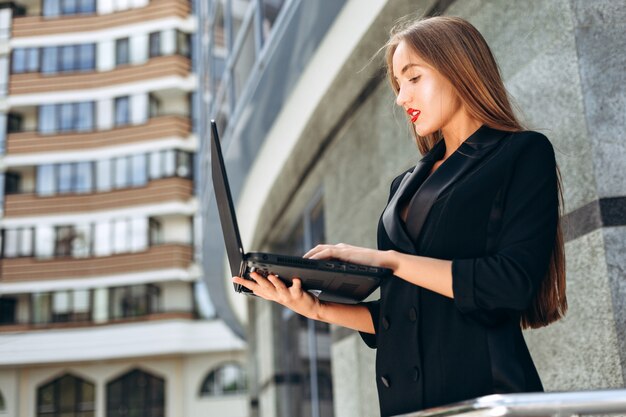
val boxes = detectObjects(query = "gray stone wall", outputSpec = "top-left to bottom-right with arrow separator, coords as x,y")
249,0 -> 625,415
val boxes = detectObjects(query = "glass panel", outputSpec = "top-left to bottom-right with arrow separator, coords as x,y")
96,159 -> 112,192
149,151 -> 162,179
38,105 -> 57,134
261,0 -> 286,38
26,47 -> 39,72
94,221 -> 112,256
59,103 -> 74,131
76,101 -> 94,132
109,287 -> 125,319
58,163 -> 74,193
114,156 -> 128,188
113,219 -> 129,253
53,291 -> 71,313
61,45 -> 75,72
62,0 -> 78,15
37,164 -> 56,196
176,31 -> 190,57
130,217 -> 147,251
115,38 -> 130,66
73,289 -> 90,312
130,153 -> 147,187
75,161 -> 92,193
35,226 -> 55,258
176,151 -> 191,178
32,293 -> 52,324
55,226 -> 74,256
115,96 -> 130,126
163,150 -> 175,177
59,374 -> 76,408
20,228 -> 33,256
41,46 -> 59,74
72,224 -> 92,258
3,229 -> 18,257
12,48 -> 26,73
78,44 -> 95,71
233,22 -> 256,103
149,218 -> 162,245
149,32 -> 161,58
42,0 -> 61,17
78,0 -> 96,14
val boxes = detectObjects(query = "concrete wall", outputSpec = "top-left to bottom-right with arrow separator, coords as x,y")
241,0 -> 625,415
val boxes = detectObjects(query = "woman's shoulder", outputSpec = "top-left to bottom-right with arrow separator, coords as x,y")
500,129 -> 556,164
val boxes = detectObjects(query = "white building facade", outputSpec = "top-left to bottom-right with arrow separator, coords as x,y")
0,0 -> 248,416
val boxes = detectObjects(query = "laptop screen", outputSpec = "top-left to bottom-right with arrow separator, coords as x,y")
210,120 -> 246,278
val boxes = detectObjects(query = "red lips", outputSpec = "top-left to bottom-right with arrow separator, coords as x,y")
407,108 -> 421,123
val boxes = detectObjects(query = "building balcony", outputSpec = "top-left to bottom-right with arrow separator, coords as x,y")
5,115 -> 190,154
0,243 -> 193,282
11,0 -> 191,38
8,55 -> 191,95
3,177 -> 193,217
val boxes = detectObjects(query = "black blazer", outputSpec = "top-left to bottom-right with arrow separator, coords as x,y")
359,125 -> 558,417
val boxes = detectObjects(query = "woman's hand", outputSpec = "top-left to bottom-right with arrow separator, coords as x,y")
304,243 -> 395,270
232,272 -> 321,319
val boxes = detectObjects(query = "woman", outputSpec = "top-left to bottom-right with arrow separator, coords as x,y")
233,16 -> 567,417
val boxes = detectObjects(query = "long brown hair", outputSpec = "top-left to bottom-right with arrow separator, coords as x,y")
385,16 -> 567,329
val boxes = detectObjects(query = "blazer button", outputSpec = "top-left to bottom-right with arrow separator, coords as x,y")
413,367 -> 421,382
409,307 -> 417,322
382,316 -> 390,330
381,375 -> 391,388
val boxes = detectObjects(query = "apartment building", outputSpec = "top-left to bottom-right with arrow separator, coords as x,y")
0,0 -> 247,416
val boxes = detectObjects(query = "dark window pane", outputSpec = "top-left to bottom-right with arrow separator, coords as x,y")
149,32 -> 161,58
41,46 -> 59,74
114,96 -> 130,126
176,31 -> 190,57
106,369 -> 165,416
37,374 -> 95,415
5,171 -> 20,194
7,113 -> 23,133
0,297 -> 17,324
78,0 -> 95,13
115,38 -> 129,66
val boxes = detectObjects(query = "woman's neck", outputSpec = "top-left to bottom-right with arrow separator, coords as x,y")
440,112 -> 482,159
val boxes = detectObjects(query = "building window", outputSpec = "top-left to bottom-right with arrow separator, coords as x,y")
4,171 -> 21,194
176,31 -> 190,58
42,0 -> 95,17
149,32 -> 161,58
148,93 -> 160,118
114,96 -> 130,126
0,389 -> 5,411
38,102 -> 95,134
115,38 -> 130,66
0,297 -> 17,325
106,369 -> 164,417
109,285 -> 160,319
11,47 -> 39,73
199,363 -> 247,396
31,290 -> 92,324
37,374 -> 95,417
1,228 -> 34,258
7,113 -> 23,133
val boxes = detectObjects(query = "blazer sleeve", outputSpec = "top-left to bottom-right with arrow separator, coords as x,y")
451,133 -> 559,317
358,169 -> 412,348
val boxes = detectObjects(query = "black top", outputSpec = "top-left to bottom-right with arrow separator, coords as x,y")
359,125 -> 558,417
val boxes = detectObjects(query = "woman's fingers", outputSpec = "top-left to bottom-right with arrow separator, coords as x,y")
266,273 -> 287,290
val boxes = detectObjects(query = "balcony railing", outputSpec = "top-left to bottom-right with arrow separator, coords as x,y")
4,177 -> 193,217
9,55 -> 191,95
0,243 -> 193,282
12,0 -> 191,38
6,115 -> 191,154
394,389 -> 626,417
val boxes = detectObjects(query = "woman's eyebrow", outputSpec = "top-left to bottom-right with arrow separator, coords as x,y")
401,63 -> 423,74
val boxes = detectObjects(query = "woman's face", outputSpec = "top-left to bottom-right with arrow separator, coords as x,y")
392,40 -> 462,137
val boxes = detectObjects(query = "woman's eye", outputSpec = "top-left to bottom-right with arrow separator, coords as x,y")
409,76 -> 420,83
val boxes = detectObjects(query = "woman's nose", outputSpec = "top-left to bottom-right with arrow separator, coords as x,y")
396,85 -> 409,107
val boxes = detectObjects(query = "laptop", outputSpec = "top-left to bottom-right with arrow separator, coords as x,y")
210,120 -> 390,304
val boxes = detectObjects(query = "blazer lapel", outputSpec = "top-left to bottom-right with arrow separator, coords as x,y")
405,125 -> 509,244
381,139 -> 446,253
